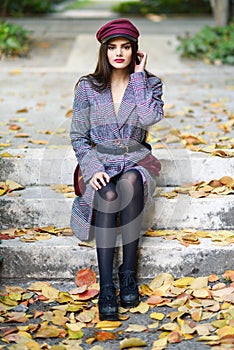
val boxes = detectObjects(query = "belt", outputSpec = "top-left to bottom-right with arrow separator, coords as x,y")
96,143 -> 142,155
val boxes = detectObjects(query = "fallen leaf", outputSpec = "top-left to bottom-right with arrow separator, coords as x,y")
95,331 -> 117,341
120,337 -> 147,349
75,268 -> 96,287
96,320 -> 121,330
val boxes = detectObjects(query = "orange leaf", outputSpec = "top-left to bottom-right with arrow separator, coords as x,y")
9,124 -> 21,131
208,274 -> 219,282
77,289 -> 99,301
95,331 -> 117,341
223,270 -> 234,282
167,331 -> 182,343
146,295 -> 166,305
75,268 -> 96,287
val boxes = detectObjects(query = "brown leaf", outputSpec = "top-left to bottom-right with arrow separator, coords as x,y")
65,108 -> 73,118
16,108 -> 29,113
35,323 -> 61,338
28,139 -> 49,145
14,133 -> 30,138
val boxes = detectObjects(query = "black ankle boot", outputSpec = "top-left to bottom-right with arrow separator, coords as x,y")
98,284 -> 118,321
118,266 -> 140,308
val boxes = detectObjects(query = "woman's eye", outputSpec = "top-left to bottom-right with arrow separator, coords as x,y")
108,46 -> 114,50
124,46 -> 131,50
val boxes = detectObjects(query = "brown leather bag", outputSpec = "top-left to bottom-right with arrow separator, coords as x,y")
137,153 -> 161,176
74,164 -> 86,196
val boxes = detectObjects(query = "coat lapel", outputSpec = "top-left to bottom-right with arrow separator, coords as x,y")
97,81 -> 136,135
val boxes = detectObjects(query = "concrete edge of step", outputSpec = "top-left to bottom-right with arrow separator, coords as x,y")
1,148 -> 234,187
0,235 -> 233,282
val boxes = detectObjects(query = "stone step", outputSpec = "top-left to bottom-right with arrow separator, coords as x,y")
0,234 -> 233,282
1,148 -> 233,187
0,186 -> 233,230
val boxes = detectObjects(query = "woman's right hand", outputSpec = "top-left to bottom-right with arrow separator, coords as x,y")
89,171 -> 110,190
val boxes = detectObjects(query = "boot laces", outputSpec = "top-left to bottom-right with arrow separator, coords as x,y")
121,271 -> 136,290
100,285 -> 116,301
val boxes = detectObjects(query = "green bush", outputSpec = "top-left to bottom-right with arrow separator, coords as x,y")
0,0 -> 67,16
0,21 -> 31,57
177,22 -> 234,65
112,0 -> 211,15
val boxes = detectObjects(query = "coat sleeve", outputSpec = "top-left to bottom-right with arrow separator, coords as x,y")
70,80 -> 105,183
130,71 -> 164,127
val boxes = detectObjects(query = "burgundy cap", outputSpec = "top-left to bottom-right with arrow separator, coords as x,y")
96,18 -> 139,43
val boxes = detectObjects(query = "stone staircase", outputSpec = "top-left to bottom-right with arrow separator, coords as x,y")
0,147 -> 233,283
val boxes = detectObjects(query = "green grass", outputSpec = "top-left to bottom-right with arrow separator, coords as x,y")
63,0 -> 91,10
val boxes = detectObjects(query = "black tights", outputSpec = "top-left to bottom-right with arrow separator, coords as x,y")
95,170 -> 144,286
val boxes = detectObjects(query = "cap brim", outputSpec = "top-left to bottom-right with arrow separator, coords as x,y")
102,34 -> 137,43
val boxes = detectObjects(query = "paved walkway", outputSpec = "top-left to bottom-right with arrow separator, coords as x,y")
1,5 -> 233,149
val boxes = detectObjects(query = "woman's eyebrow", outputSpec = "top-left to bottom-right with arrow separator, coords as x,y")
108,42 -> 131,47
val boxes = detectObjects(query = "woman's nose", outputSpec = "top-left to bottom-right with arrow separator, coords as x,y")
116,47 -> 122,56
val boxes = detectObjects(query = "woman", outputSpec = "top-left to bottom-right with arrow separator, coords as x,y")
70,18 -> 164,321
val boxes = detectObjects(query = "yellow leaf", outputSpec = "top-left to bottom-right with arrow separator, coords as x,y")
149,273 -> 174,290
96,320 -> 121,330
41,285 -> 59,299
139,284 -> 153,296
35,323 -> 60,338
216,326 -> 234,337
9,69 -> 22,75
25,341 -> 41,350
150,312 -> 165,321
160,322 -> 178,331
28,281 -> 50,291
192,289 -> 211,298
125,324 -> 147,332
211,320 -> 227,329
28,139 -> 49,145
130,301 -> 149,314
66,323 -> 86,332
148,321 -> 159,329
76,310 -> 95,323
173,277 -> 195,287
152,336 -> 168,348
6,179 -> 25,192
120,337 -> 147,349
67,329 -> 83,340
1,152 -> 13,158
197,335 -> 219,341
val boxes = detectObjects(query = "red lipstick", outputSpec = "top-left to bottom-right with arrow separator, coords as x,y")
114,59 -> 124,63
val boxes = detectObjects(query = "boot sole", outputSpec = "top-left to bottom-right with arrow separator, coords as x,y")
120,298 -> 140,308
99,312 -> 119,321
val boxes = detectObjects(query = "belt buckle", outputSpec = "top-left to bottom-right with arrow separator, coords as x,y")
120,145 -> 129,154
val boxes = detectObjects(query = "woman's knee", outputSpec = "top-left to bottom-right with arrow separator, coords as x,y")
97,185 -> 118,202
121,170 -> 142,186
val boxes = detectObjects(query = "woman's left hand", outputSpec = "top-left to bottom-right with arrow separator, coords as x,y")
135,51 -> 147,73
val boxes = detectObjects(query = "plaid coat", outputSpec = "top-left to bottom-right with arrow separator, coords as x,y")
70,71 -> 164,241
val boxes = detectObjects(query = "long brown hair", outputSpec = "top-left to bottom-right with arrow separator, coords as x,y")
76,39 -> 154,92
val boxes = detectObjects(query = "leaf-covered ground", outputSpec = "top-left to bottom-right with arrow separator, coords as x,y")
0,268 -> 234,350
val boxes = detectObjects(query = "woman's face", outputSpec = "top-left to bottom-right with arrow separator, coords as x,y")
107,37 -> 133,70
